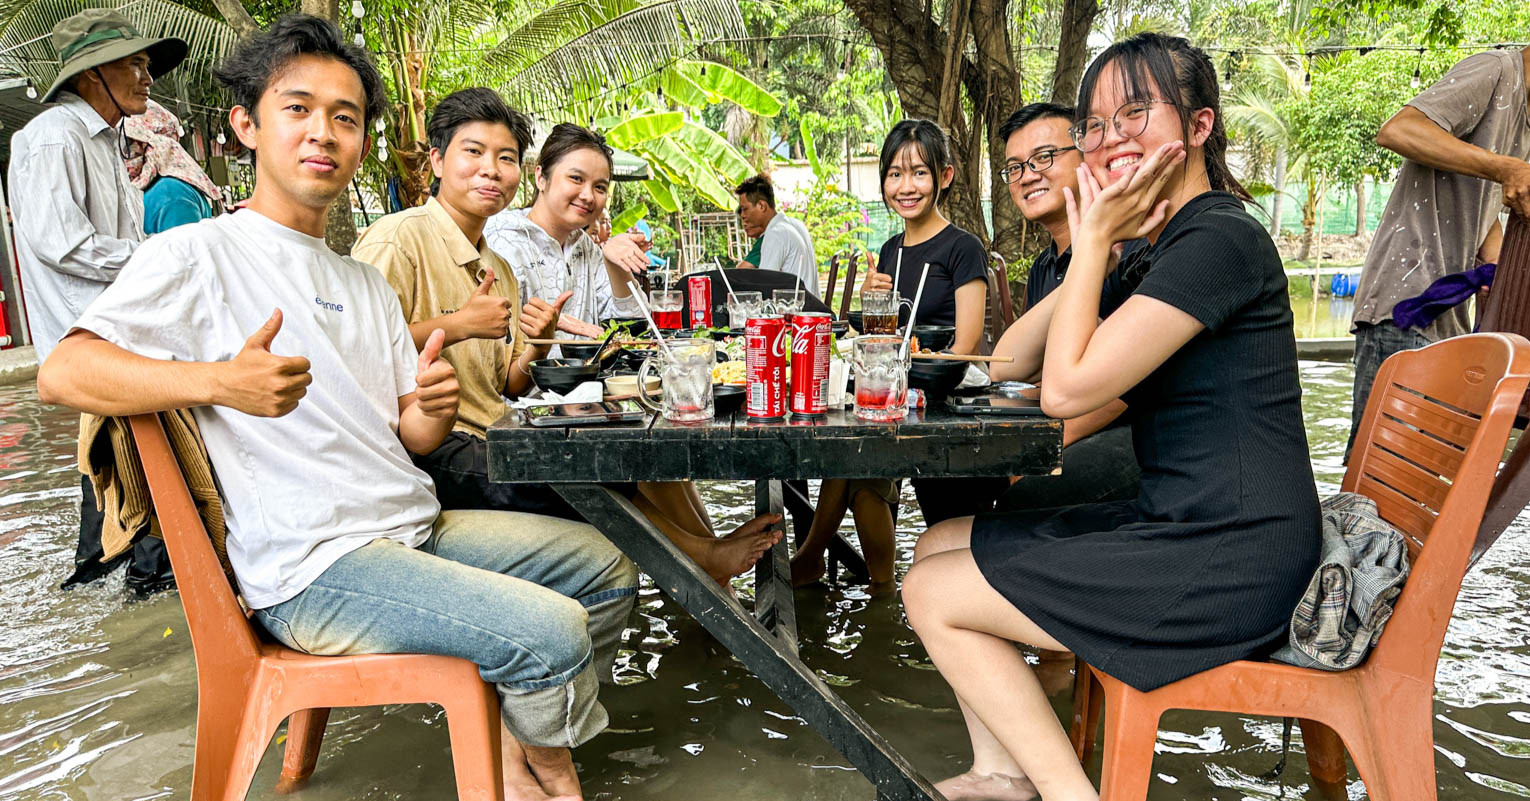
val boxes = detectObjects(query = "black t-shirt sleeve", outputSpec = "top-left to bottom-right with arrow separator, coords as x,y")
1132,208 -> 1269,332
947,231 -> 990,290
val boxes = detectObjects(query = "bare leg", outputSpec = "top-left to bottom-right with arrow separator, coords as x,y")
637,481 -> 715,536
631,493 -> 779,585
790,479 -> 851,586
848,488 -> 896,591
500,723 -> 559,801
903,538 -> 1098,801
521,742 -> 583,800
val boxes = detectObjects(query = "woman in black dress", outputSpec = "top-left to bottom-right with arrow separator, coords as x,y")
902,33 -> 1321,801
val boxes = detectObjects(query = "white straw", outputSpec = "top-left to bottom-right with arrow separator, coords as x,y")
627,281 -> 675,358
716,263 -> 736,300
892,247 -> 904,294
900,262 -> 931,360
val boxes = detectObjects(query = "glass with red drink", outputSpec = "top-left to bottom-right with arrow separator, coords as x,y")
649,289 -> 684,330
852,335 -> 910,422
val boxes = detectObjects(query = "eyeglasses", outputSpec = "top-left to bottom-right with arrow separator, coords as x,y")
1069,100 -> 1178,153
998,146 -> 1078,184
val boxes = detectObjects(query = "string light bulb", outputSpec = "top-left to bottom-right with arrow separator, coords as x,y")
374,117 -> 385,133
1411,48 -> 1423,89
216,130 -> 226,145
354,32 -> 364,47
25,84 -> 36,99
350,0 -> 364,18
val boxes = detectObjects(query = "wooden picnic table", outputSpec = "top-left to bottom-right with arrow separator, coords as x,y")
488,404 -> 1062,801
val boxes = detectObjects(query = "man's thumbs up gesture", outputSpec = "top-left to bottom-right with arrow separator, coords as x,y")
453,268 -> 512,340
220,309 -> 312,417
414,328 -> 459,420
520,290 -> 573,343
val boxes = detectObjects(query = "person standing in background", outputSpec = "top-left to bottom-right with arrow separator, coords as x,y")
1346,46 -> 1529,461
10,9 -> 186,594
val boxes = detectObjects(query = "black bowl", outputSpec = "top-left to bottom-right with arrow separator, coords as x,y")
906,354 -> 968,397
710,327 -> 747,341
911,325 -> 956,352
846,310 -> 864,333
713,384 -> 745,416
610,347 -> 659,373
559,342 -> 602,364
529,358 -> 600,395
831,319 -> 850,337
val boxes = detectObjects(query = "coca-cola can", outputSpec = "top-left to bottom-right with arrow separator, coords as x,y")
745,315 -> 787,420
687,275 -> 712,328
789,312 -> 832,417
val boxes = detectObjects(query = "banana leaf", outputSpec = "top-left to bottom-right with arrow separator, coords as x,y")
673,121 -> 753,185
678,61 -> 782,117
644,180 -> 679,213
605,112 -> 683,150
611,203 -> 649,234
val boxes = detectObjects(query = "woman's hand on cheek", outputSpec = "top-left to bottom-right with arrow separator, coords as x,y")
1071,141 -> 1185,247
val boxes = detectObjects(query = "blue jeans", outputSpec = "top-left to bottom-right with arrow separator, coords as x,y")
253,509 -> 638,748
1347,321 -> 1432,462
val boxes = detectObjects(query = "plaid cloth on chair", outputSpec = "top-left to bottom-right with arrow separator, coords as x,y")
1273,492 -> 1410,671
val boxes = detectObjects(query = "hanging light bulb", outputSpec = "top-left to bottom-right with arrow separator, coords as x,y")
353,32 -> 364,46
377,134 -> 387,148
216,130 -> 227,145
25,84 -> 37,99
375,117 -> 385,133
351,0 -> 365,18
700,64 -> 707,76
657,86 -> 664,100
1410,68 -> 1421,89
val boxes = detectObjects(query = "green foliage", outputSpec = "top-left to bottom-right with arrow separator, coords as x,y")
605,112 -> 685,149
611,203 -> 649,234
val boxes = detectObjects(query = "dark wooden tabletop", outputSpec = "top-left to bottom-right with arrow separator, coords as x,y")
488,406 -> 1063,483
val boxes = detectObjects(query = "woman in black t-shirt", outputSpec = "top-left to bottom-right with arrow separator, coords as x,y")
861,120 -> 990,353
902,35 -> 1321,800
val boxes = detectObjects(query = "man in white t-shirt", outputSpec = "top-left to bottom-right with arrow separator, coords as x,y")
37,16 -> 635,800
734,174 -> 820,296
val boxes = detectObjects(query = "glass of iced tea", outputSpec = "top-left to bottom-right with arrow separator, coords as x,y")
852,336 -> 910,422
861,290 -> 906,335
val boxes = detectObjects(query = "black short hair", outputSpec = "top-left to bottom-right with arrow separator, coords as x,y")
735,174 -> 774,208
213,14 -> 387,129
998,102 -> 1076,142
879,119 -> 954,204
538,123 -> 613,176
428,88 -> 533,157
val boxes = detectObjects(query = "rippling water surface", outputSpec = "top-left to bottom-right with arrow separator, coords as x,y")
1,365 -> 1527,800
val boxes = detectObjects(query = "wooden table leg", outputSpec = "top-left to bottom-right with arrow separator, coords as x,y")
755,479 -> 798,652
554,483 -> 942,801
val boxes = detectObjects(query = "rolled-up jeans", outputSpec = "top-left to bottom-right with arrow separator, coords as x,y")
252,509 -> 639,748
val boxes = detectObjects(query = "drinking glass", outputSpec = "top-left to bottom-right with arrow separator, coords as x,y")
771,288 -> 806,316
637,338 -> 716,422
727,291 -> 764,328
852,336 -> 910,422
649,289 -> 684,330
860,290 -> 908,335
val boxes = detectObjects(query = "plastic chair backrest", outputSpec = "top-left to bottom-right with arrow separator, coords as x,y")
1343,333 -> 1530,677
985,252 -> 1016,347
127,414 -> 262,666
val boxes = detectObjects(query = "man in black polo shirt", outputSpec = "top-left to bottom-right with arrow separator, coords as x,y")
993,102 -> 1142,513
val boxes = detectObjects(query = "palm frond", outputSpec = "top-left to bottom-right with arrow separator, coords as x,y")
487,0 -> 744,113
0,0 -> 235,95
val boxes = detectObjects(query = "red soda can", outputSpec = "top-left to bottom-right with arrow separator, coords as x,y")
789,312 -> 832,417
745,315 -> 787,420
687,275 -> 712,328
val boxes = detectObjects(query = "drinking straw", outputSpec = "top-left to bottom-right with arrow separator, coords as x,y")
891,247 -> 904,294
899,262 -> 931,360
627,281 -> 676,358
716,261 -> 737,300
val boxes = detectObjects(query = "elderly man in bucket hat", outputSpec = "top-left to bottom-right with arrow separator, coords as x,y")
8,8 -> 186,594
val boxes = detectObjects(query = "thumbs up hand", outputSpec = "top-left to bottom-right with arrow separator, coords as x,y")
219,309 -> 312,417
413,328 -> 459,420
453,269 -> 513,340
519,290 -> 573,344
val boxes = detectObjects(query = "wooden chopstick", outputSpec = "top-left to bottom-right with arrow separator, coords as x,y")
911,353 -> 1014,363
525,338 -> 657,346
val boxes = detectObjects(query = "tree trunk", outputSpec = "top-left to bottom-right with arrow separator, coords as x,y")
1051,0 -> 1100,105
326,194 -> 358,255
1354,179 -> 1366,236
210,0 -> 259,37
299,0 -> 339,19
1270,147 -> 1287,238
1299,180 -> 1318,262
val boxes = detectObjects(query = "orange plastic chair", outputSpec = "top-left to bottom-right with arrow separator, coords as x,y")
126,414 -> 506,801
1068,332 -> 1530,800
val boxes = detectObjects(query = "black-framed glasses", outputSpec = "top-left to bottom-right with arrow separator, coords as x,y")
998,146 -> 1078,184
1069,100 -> 1178,153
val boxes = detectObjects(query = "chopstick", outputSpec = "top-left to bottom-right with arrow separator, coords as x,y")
911,353 -> 1014,363
525,338 -> 658,346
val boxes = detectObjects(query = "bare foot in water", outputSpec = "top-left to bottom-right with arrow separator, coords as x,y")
523,744 -> 583,800
789,551 -> 826,587
501,733 -> 554,801
700,514 -> 781,585
934,770 -> 1039,801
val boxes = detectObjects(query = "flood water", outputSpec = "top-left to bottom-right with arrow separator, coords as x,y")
2,361 -> 1528,801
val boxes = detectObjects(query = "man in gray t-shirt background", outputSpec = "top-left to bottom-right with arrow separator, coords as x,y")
1346,46 -> 1530,459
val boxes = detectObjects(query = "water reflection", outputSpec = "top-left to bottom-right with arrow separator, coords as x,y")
0,369 -> 1526,800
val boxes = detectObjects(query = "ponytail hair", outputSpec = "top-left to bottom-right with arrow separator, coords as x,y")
1076,32 -> 1251,203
